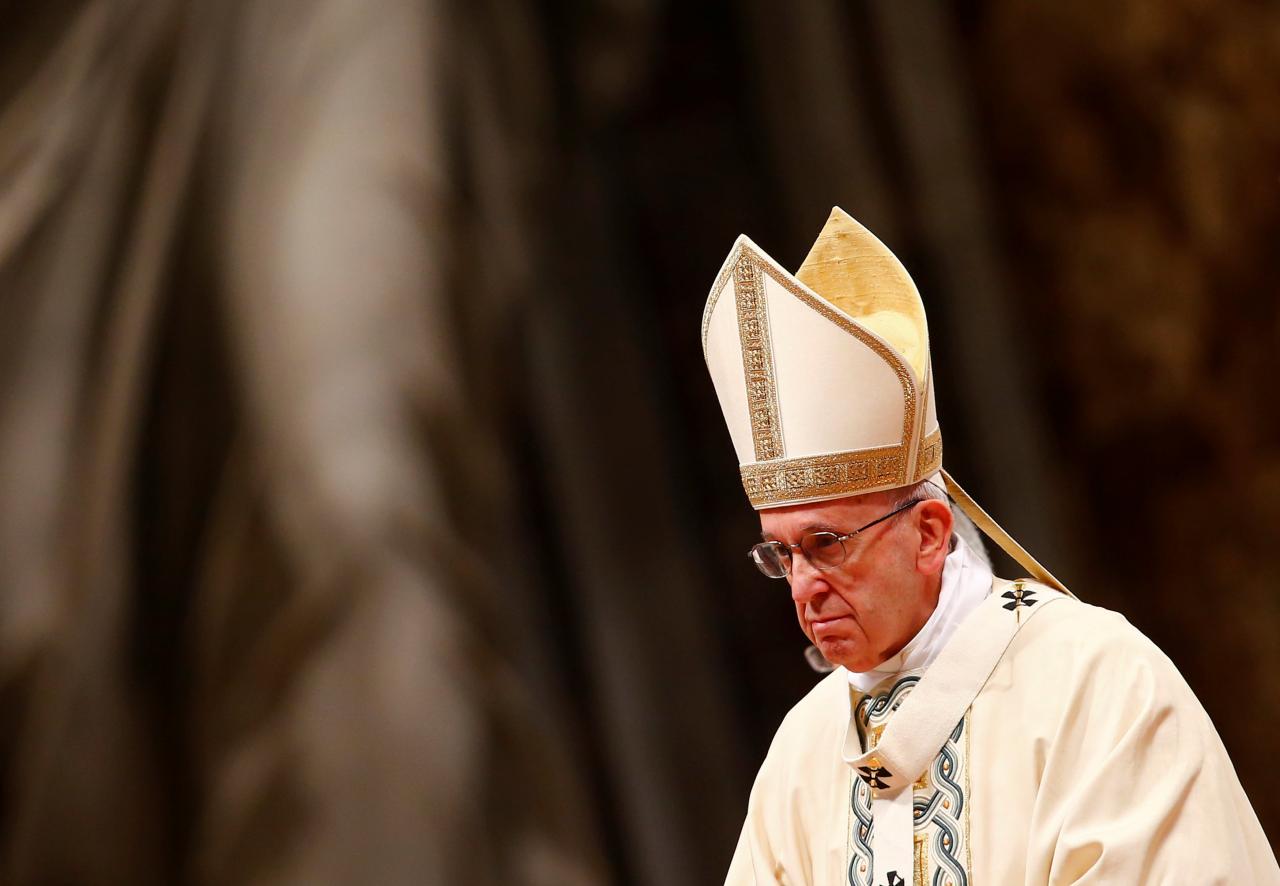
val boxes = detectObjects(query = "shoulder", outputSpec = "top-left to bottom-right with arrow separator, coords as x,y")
759,667 -> 849,766
1013,588 -> 1173,668
997,584 -> 1203,719
740,666 -> 851,822
772,666 -> 850,741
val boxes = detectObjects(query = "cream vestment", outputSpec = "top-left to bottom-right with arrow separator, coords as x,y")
724,578 -> 1280,885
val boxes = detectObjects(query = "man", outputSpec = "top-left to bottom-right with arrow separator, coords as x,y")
702,208 -> 1279,884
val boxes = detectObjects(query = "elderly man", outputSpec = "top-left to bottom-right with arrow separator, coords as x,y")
702,208 -> 1279,885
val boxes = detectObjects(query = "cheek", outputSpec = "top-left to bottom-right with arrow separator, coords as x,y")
794,600 -> 816,641
828,570 -> 896,638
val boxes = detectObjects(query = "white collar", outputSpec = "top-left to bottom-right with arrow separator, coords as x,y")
846,534 -> 993,693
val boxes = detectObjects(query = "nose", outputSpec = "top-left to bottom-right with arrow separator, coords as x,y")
788,550 -> 828,604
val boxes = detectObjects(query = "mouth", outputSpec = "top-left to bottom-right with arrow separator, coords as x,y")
810,615 -> 851,634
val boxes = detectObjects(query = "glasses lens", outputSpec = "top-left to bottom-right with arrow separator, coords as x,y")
751,542 -> 790,578
801,532 -> 846,569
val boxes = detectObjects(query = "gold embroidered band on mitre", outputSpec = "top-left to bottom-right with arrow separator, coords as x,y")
740,432 -> 943,509
732,255 -> 784,462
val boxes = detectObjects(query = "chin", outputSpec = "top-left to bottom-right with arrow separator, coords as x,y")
817,639 -> 871,672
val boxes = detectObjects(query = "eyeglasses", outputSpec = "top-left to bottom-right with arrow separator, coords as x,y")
748,499 -> 923,579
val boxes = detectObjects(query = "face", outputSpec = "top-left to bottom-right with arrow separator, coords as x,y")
758,491 -> 953,672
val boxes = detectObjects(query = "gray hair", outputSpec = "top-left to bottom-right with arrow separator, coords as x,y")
890,477 -> 950,508
890,477 -> 991,567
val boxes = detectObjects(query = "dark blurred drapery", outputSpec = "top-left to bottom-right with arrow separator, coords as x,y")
0,1 -> 612,883
1,2 -> 1276,885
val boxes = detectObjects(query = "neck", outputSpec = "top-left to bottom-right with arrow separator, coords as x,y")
880,571 -> 944,662
847,535 -> 994,692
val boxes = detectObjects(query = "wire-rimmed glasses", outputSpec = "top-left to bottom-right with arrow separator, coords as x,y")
747,499 -> 922,579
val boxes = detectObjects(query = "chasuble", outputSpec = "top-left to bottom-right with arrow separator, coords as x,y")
725,584 -> 1280,885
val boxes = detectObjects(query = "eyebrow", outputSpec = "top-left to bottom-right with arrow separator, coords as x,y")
760,522 -> 839,542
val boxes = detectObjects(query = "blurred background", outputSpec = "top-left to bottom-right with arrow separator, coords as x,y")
1,1 -> 1277,883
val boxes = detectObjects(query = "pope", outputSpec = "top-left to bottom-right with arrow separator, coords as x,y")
701,208 -> 1279,885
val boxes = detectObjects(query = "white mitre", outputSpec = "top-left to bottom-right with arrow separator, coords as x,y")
702,207 -> 939,505
702,207 -> 1069,594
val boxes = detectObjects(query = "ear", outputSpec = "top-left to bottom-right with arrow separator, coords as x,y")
914,500 -> 954,576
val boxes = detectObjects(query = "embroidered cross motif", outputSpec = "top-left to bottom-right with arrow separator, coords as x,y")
1001,582 -> 1038,623
857,764 -> 893,789
879,871 -> 905,886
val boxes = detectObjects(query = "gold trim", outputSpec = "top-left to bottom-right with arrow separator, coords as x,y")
845,768 -> 853,884
740,446 -> 903,508
914,428 -> 943,482
733,254 -> 784,461
914,832 -> 929,886
964,710 -> 972,880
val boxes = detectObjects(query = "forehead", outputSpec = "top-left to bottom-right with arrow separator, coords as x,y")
758,492 -> 892,539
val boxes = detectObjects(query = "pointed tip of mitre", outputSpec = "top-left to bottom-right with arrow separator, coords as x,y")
794,207 -> 930,381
